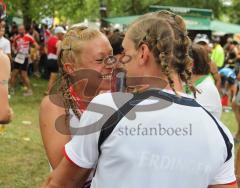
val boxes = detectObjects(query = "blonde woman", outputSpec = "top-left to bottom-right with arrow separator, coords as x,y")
39,26 -> 114,187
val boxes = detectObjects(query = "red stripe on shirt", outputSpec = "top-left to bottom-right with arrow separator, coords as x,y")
225,180 -> 237,186
63,147 -> 78,166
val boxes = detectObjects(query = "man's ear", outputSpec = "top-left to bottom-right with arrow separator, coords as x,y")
139,44 -> 150,66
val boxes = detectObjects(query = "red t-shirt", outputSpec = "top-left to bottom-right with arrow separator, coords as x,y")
14,34 -> 35,55
44,29 -> 51,45
47,36 -> 58,55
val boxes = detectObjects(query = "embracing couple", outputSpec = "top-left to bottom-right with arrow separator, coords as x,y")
40,11 -> 237,188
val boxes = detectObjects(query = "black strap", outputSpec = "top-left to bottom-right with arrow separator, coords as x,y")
97,91 -> 151,156
200,106 -> 233,162
97,89 -> 233,162
97,89 -> 199,156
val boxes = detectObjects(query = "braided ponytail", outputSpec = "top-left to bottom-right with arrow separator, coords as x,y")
155,12 -> 197,96
57,26 -> 103,120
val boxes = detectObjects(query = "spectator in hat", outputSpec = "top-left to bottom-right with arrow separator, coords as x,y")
44,26 -> 66,95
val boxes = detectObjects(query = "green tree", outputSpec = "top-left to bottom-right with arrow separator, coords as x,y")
5,0 -> 225,24
228,0 -> 240,24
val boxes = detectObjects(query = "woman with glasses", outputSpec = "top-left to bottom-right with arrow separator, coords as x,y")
39,26 -> 117,187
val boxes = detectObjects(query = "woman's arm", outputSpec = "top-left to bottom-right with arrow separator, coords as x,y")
0,52 -> 12,124
209,61 -> 221,91
39,96 -> 71,169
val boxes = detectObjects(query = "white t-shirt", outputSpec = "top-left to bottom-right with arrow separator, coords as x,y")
195,75 -> 222,119
0,37 -> 11,55
65,90 -> 235,188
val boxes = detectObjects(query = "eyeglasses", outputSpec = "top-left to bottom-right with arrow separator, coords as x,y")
95,53 -> 132,66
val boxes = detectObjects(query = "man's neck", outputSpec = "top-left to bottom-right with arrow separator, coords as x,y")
143,65 -> 184,93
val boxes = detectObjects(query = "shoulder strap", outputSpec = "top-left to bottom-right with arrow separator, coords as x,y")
97,89 -> 201,157
97,91 -> 155,156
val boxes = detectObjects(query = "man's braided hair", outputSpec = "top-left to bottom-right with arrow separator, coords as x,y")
128,10 -> 196,96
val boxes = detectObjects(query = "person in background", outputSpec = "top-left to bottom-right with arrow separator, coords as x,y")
225,40 -> 239,69
211,36 -> 225,69
232,69 -> 240,138
0,20 -> 11,59
10,25 -> 39,96
233,70 -> 240,183
219,67 -> 237,109
43,24 -> 51,47
190,44 -> 222,119
9,22 -> 18,42
0,0 -> 12,124
44,26 -> 65,95
108,31 -> 124,57
193,34 -> 221,91
29,24 -> 40,77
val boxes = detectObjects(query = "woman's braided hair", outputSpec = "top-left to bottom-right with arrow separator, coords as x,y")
128,10 -> 197,96
58,26 -> 102,120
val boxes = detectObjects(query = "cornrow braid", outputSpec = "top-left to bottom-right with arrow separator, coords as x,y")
57,26 -> 102,121
154,11 -> 197,96
58,50 -> 81,120
173,17 -> 197,97
128,11 -> 197,96
159,51 -> 178,95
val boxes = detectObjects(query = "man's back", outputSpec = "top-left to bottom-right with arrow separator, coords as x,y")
65,90 -> 235,188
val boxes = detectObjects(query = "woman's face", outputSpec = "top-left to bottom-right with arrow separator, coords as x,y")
74,34 -> 113,92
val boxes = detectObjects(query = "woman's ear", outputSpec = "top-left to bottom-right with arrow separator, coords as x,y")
63,63 -> 75,74
139,44 -> 150,66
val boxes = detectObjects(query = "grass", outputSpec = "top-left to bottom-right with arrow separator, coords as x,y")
0,78 -> 49,188
0,78 -> 239,187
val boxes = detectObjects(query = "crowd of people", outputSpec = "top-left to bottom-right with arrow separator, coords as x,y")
1,8 -> 240,188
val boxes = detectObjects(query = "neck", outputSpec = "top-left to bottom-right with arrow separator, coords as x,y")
142,63 -> 184,93
165,73 -> 184,93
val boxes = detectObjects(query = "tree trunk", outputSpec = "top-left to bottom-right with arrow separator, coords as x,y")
22,0 -> 32,26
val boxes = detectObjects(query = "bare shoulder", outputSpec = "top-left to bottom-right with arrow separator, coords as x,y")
40,95 -> 65,120
40,95 -> 65,112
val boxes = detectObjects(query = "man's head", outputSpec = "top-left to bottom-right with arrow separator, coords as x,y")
0,0 -> 6,34
18,25 -> 25,36
212,36 -> 221,47
54,26 -> 66,41
193,33 -> 212,53
123,10 -> 195,95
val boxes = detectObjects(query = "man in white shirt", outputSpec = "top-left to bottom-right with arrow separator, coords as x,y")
42,11 -> 236,188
